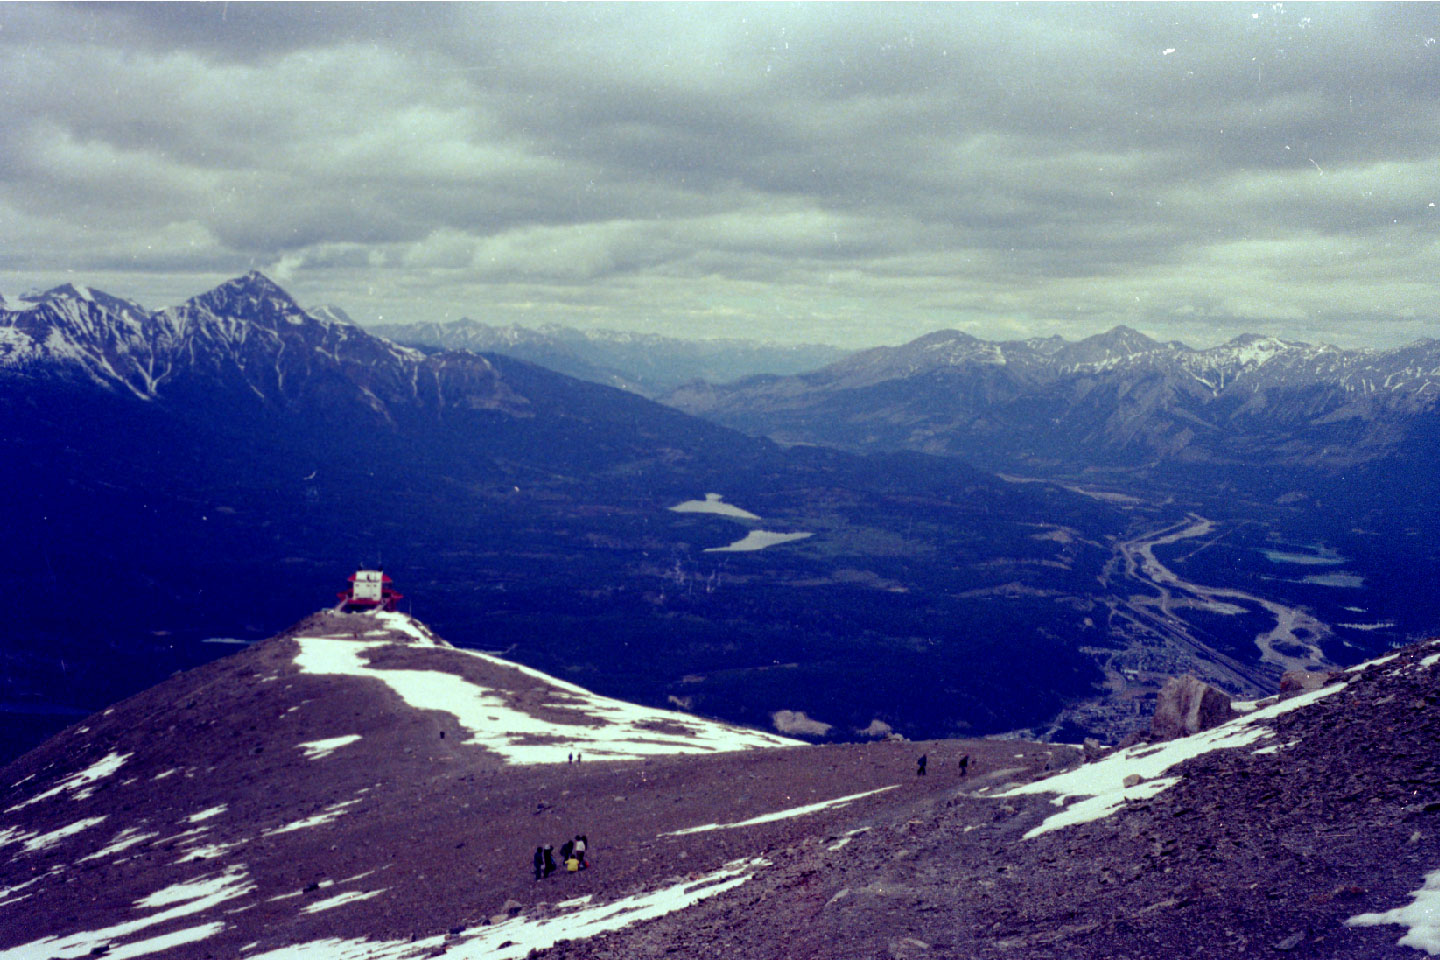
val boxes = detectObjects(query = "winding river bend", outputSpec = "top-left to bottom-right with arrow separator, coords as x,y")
1107,514 -> 1333,695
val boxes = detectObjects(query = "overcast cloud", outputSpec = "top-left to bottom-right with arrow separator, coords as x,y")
3,2 -> 1439,348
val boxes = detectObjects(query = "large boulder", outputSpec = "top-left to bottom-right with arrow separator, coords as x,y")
1150,675 -> 1235,742
1279,668 -> 1344,694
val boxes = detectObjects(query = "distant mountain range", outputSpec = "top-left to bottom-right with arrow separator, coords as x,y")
0,274 -> 529,418
2,274 -> 1167,763
366,316 -> 848,396
4,275 -> 1433,771
664,325 -> 1440,470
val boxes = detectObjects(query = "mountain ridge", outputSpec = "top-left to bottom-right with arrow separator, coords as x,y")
368,316 -> 849,396
664,324 -> 1440,470
2,608 -> 1436,959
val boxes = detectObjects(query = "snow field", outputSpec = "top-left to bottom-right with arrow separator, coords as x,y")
298,735 -> 363,760
1340,643 -> 1440,954
827,827 -> 870,852
999,681 -> 1349,838
301,890 -> 386,915
292,621 -> 800,764
661,786 -> 898,836
263,799 -> 363,836
187,805 -> 228,824
368,612 -> 440,646
242,857 -> 769,960
5,752 -> 131,812
0,866 -> 252,960
0,816 -> 107,857
1347,868 -> 1440,955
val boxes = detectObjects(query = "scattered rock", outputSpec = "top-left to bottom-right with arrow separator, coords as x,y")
1274,931 -> 1304,951
771,709 -> 833,736
1122,773 -> 1143,788
857,719 -> 893,738
1279,669 -> 1343,693
889,936 -> 932,957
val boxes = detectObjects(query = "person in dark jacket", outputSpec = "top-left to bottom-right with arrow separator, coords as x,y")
958,753 -> 970,776
560,839 -> 575,864
541,844 -> 557,878
533,846 -> 545,880
916,753 -> 927,776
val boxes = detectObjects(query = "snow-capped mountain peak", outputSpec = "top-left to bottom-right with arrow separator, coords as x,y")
181,271 -> 309,328
0,273 -> 527,416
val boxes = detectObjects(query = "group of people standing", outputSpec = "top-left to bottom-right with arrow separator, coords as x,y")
532,834 -> 588,879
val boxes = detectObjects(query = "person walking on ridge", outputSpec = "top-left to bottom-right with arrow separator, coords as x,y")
916,753 -> 927,776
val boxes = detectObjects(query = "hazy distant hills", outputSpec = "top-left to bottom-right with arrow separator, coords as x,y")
2,607 -> 1435,958
367,316 -> 848,396
1,273 -> 1165,763
664,325 -> 1440,471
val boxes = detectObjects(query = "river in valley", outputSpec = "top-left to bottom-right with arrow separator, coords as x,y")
1111,515 -> 1334,692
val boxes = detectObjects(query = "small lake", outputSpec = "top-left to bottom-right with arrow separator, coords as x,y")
705,531 -> 813,553
1292,573 -> 1365,588
1260,546 -> 1346,565
669,493 -> 761,521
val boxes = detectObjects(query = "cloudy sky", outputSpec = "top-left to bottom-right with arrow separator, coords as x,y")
3,3 -> 1439,348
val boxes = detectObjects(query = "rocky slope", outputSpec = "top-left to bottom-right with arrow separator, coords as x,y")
2,609 -> 1437,959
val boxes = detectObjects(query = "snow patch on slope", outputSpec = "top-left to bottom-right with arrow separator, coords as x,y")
244,857 -> 766,960
999,682 -> 1348,838
5,752 -> 130,812
0,866 -> 251,960
292,616 -> 801,763
298,735 -> 363,760
1348,868 -> 1440,955
662,786 -> 898,836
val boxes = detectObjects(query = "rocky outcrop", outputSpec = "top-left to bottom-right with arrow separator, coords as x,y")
1280,668 -> 1345,694
1149,674 -> 1235,742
